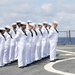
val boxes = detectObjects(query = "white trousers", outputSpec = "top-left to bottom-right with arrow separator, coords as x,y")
31,42 -> 36,63
3,45 -> 10,64
9,40 -> 16,62
35,42 -> 41,61
26,43 -> 31,64
18,43 -> 27,67
0,45 -> 4,66
50,40 -> 57,61
41,40 -> 48,58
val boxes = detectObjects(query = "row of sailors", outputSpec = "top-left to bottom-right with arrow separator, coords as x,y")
0,20 -> 58,68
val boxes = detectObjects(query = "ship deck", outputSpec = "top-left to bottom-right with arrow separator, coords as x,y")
0,45 -> 75,75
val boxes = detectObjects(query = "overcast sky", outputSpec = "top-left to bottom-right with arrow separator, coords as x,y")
0,0 -> 75,32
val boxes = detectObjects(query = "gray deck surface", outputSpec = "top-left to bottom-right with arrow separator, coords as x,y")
0,45 -> 75,75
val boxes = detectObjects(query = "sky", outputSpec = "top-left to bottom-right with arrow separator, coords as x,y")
0,0 -> 75,33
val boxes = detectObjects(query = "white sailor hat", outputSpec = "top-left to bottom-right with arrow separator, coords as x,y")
27,20 -> 32,23
53,21 -> 58,24
48,23 -> 52,26
38,23 -> 43,26
0,27 -> 5,30
16,20 -> 21,23
29,23 -> 34,26
43,21 -> 48,24
12,23 -> 16,26
5,26 -> 11,29
21,22 -> 26,25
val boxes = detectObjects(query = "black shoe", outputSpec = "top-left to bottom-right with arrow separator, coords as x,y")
19,66 -> 24,68
4,64 -> 8,66
55,59 -> 59,61
0,66 -> 2,68
10,61 -> 14,64
26,64 -> 31,67
50,60 -> 56,62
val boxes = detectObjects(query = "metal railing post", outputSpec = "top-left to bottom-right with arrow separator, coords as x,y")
68,30 -> 72,44
66,31 -> 69,44
58,30 -> 75,45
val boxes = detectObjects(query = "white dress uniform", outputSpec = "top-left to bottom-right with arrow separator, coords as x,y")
0,33 -> 5,67
35,28 -> 42,61
26,30 -> 32,64
31,29 -> 37,62
48,26 -> 58,61
28,29 -> 34,63
9,29 -> 16,62
15,29 -> 27,67
15,27 -> 21,60
3,31 -> 11,64
41,26 -> 48,58
47,27 -> 50,56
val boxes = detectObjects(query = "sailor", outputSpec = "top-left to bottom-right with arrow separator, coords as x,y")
47,23 -> 52,56
3,26 -> 11,66
28,23 -> 34,63
31,23 -> 38,62
9,23 -> 17,63
35,23 -> 43,61
41,21 -> 49,58
25,23 -> 33,64
0,28 -> 6,68
15,21 -> 21,60
15,22 -> 27,68
48,21 -> 58,62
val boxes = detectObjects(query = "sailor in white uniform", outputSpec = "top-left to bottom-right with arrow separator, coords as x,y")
47,23 -> 52,56
15,22 -> 27,68
28,23 -> 35,63
48,21 -> 58,62
9,23 -> 17,63
15,21 -> 21,60
31,23 -> 38,62
0,28 -> 6,68
3,26 -> 11,66
41,22 -> 49,58
35,23 -> 43,61
25,23 -> 33,64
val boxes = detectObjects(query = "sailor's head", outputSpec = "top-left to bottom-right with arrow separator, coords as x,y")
52,21 -> 58,28
38,23 -> 43,29
48,23 -> 52,29
5,26 -> 11,32
16,20 -> 21,28
33,22 -> 36,29
21,22 -> 27,29
28,23 -> 34,30
27,20 -> 32,25
43,21 -> 48,27
12,23 -> 17,29
0,28 -> 5,34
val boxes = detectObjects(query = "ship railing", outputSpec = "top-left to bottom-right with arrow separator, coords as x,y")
58,30 -> 75,45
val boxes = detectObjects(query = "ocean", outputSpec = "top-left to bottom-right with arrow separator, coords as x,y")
58,37 -> 75,45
